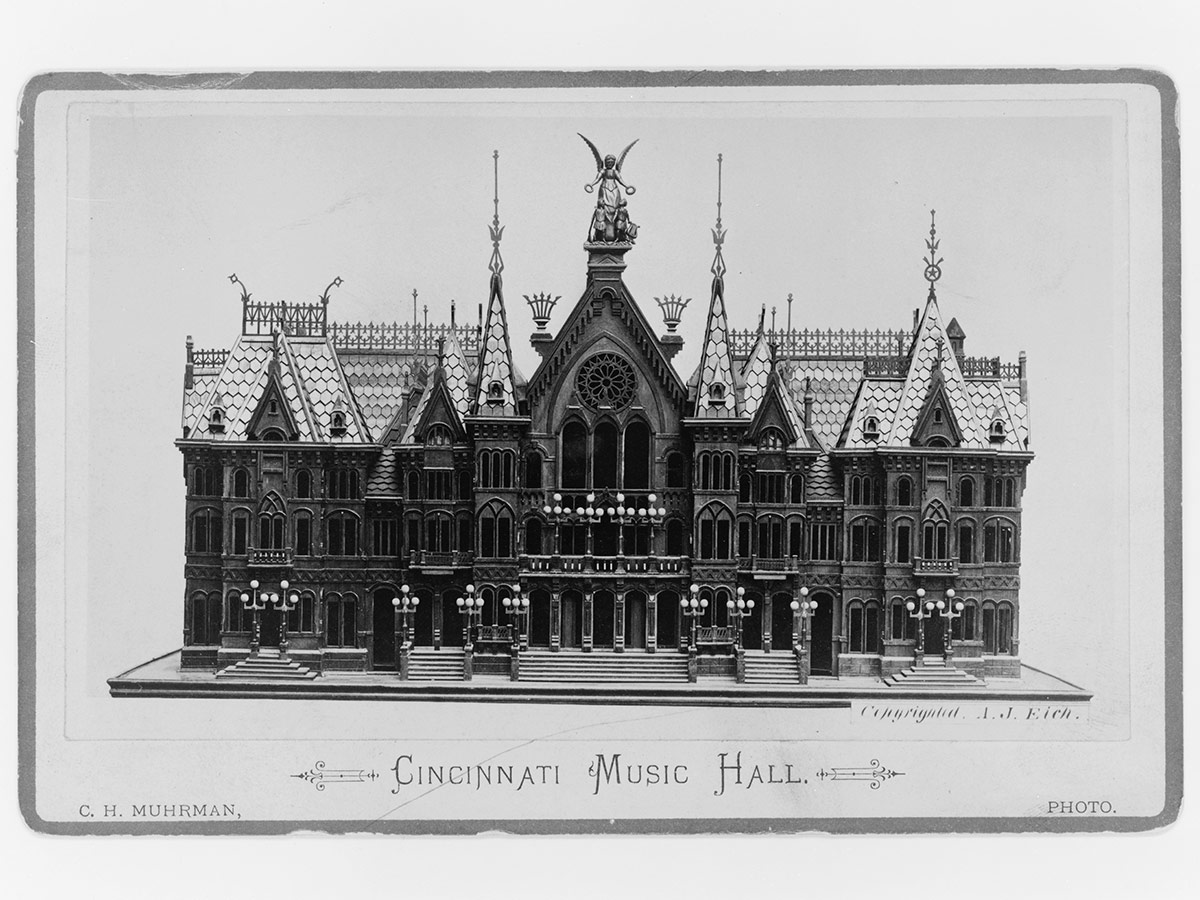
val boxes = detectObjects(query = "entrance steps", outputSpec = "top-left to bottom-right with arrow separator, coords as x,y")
883,657 -> 983,688
519,649 -> 689,683
407,648 -> 467,682
742,651 -> 801,684
217,648 -> 318,681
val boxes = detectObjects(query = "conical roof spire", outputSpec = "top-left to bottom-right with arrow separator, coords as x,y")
694,154 -> 740,418
476,149 -> 519,416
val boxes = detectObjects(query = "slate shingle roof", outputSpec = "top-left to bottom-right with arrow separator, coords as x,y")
340,352 -> 421,442
783,360 -> 864,450
806,453 -> 842,501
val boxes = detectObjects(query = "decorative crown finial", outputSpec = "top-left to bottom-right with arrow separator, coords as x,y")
711,154 -> 726,278
923,209 -> 943,299
489,150 -> 505,276
524,292 -> 561,332
655,294 -> 693,334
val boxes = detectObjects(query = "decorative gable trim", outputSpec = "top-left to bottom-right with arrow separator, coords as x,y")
246,369 -> 300,441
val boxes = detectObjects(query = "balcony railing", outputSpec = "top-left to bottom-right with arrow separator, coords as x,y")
695,626 -> 736,645
248,548 -> 293,566
522,555 -> 687,576
475,625 -> 514,644
913,557 -> 959,576
410,551 -> 474,568
747,556 -> 802,573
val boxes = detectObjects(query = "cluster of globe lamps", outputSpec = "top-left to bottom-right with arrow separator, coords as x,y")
543,492 -> 667,519
905,586 -> 963,615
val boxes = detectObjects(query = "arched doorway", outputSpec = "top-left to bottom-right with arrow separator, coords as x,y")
924,610 -> 945,658
771,591 -> 794,650
624,590 -> 647,649
593,590 -> 615,649
656,590 -> 679,649
260,604 -> 281,648
560,590 -> 583,649
809,591 -> 835,675
741,592 -> 763,650
372,588 -> 396,669
530,589 -> 552,648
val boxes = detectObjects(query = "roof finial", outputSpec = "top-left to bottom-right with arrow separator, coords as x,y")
320,275 -> 343,306
711,153 -> 726,278
451,298 -> 456,327
489,150 -> 505,277
228,273 -> 251,304
786,292 -> 794,331
923,208 -> 943,300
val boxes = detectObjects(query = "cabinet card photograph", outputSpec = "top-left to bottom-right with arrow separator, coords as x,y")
17,69 -> 1180,834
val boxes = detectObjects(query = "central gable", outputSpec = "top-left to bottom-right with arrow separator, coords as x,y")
526,281 -> 687,418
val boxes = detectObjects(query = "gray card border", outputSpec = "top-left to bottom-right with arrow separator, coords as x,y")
16,67 -> 1182,835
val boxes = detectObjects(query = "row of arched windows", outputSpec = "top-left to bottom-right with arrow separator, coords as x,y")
737,471 -> 803,504
478,450 -> 515,489
189,465 -> 362,500
849,474 -> 1020,509
696,451 -> 735,491
561,419 -> 652,490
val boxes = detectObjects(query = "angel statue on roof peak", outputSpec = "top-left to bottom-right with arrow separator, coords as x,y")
579,134 -> 639,244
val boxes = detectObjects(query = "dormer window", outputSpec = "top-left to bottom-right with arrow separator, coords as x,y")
759,428 -> 785,450
863,416 -> 880,440
427,424 -> 452,447
208,406 -> 225,433
707,383 -> 727,406
487,381 -> 505,405
933,408 -> 943,424
330,410 -> 347,437
989,418 -> 1007,443
268,399 -> 278,414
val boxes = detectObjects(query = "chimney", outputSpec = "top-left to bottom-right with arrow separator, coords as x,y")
184,335 -> 194,390
803,376 -> 814,431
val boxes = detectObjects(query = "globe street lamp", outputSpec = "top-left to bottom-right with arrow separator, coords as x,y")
392,584 -> 419,646
271,579 -> 299,659
455,584 -> 482,651
502,583 -> 531,652
790,586 -> 819,682
905,587 -> 936,665
937,587 -> 966,665
681,584 -> 708,652
726,586 -> 755,648
240,578 -> 266,655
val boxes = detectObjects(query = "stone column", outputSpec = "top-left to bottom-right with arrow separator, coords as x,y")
550,591 -> 561,652
647,591 -> 658,653
582,591 -> 594,652
614,590 -> 626,653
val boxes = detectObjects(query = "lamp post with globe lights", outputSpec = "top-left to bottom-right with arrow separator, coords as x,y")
681,584 -> 709,652
726,586 -> 755,649
391,584 -> 419,678
791,587 -> 819,683
937,588 -> 966,665
271,579 -> 299,659
905,587 -> 936,665
239,578 -> 267,655
502,584 -> 531,680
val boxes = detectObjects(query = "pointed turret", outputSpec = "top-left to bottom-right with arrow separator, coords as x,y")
474,150 -> 519,416
741,304 -> 774,418
693,154 -> 741,419
887,212 -> 980,446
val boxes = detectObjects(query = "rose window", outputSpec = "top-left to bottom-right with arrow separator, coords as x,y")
576,353 -> 637,410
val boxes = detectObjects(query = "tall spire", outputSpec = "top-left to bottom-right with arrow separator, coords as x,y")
476,149 -> 519,416
694,154 -> 739,418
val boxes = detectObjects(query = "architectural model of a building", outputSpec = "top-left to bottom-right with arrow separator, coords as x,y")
175,143 -> 1032,687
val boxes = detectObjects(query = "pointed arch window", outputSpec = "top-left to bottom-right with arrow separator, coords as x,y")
561,421 -> 587,489
697,504 -> 733,559
921,503 -> 949,560
478,501 -> 514,558
257,495 -> 286,551
623,420 -> 651,489
592,421 -> 619,489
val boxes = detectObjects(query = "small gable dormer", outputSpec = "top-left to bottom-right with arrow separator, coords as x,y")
207,397 -> 226,434
330,398 -> 348,437
247,372 -> 299,442
988,405 -> 1007,443
912,380 -> 962,448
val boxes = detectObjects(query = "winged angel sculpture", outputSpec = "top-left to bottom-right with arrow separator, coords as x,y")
579,134 -> 639,244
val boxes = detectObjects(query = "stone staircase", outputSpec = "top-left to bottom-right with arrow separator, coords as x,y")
742,651 -> 801,684
406,648 -> 467,682
883,657 -> 983,688
518,649 -> 690,683
216,648 -> 318,681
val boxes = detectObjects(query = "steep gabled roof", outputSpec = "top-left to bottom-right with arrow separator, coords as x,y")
740,311 -> 773,419
474,270 -> 520,416
886,294 -> 981,446
693,269 -> 742,418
